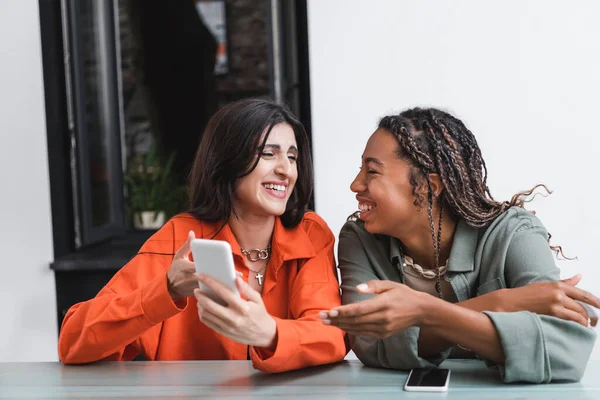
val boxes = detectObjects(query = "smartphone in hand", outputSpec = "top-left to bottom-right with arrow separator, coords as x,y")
191,239 -> 239,306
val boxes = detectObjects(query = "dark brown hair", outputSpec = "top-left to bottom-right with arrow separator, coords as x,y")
187,98 -> 313,228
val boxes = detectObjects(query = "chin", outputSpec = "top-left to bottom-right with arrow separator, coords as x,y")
263,197 -> 290,216
263,205 -> 287,217
363,220 -> 384,234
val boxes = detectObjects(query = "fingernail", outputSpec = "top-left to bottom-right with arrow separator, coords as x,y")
322,319 -> 331,325
357,283 -> 369,291
329,309 -> 339,318
236,271 -> 243,277
319,311 -> 328,319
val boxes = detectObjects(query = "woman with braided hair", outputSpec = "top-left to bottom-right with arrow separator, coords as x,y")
320,107 -> 598,383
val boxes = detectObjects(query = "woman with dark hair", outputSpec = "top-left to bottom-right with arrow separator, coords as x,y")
320,107 -> 598,382
59,98 -> 347,373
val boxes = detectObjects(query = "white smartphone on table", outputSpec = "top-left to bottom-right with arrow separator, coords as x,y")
190,239 -> 239,306
404,368 -> 450,392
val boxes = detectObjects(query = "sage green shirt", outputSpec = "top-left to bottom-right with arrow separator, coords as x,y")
338,206 -> 596,383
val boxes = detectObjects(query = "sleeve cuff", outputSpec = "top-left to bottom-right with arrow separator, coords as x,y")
249,317 -> 299,373
483,311 -> 549,383
141,272 -> 189,324
353,326 -> 448,370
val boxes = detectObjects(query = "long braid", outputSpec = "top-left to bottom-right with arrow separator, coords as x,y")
436,201 -> 444,296
429,118 -> 502,226
432,112 -> 504,217
423,175 -> 443,298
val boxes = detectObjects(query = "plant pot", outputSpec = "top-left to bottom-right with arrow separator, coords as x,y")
133,211 -> 166,230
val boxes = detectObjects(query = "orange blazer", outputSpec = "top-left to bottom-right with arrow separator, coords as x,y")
58,212 -> 347,373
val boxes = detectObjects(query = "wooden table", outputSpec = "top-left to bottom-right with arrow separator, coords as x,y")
1,359 -> 598,399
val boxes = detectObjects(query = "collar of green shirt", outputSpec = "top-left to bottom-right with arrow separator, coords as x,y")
388,219 -> 479,273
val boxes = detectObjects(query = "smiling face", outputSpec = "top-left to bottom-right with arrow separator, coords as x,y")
233,123 -> 299,219
350,128 -> 424,236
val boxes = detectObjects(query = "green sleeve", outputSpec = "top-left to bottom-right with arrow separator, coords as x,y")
338,222 -> 451,370
483,223 -> 596,383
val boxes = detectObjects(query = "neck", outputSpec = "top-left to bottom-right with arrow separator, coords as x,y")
392,210 -> 457,270
228,211 -> 275,251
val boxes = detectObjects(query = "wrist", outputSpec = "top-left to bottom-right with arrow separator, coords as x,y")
166,273 -> 182,302
490,288 -> 508,312
168,288 -> 182,302
417,292 -> 447,328
262,316 -> 278,350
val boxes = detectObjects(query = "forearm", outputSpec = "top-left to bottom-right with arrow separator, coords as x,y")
59,274 -> 185,363
251,316 -> 347,373
420,296 -> 505,364
59,297 -> 149,363
352,327 -> 448,370
418,291 -> 502,356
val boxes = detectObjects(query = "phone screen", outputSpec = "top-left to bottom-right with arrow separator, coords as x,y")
406,368 -> 450,387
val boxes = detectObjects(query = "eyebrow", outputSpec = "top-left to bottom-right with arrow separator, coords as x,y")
264,144 -> 299,152
364,157 -> 384,166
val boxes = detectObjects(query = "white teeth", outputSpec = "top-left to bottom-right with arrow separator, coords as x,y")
264,184 -> 285,192
358,203 -> 375,212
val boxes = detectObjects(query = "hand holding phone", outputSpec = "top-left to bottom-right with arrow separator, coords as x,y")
191,240 -> 277,348
191,239 -> 239,306
404,368 -> 450,392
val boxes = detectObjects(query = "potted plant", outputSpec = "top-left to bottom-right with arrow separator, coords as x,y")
124,146 -> 184,230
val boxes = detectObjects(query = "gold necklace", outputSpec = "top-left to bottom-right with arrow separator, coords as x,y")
247,258 -> 269,286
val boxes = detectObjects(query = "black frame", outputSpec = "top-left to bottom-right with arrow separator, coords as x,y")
63,0 -> 125,247
268,0 -> 313,208
294,0 -> 312,138
267,0 -> 312,145
40,0 -> 74,259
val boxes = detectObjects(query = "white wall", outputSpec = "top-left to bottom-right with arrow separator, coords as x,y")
0,1 -> 58,361
308,0 -> 600,359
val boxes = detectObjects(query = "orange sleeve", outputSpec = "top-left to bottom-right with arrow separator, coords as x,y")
249,216 -> 348,372
58,221 -> 188,364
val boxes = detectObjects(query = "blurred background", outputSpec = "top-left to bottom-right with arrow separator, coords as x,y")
1,0 -> 598,362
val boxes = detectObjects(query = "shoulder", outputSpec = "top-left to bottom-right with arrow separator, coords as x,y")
298,211 -> 335,247
168,213 -> 215,238
340,216 -> 366,236
140,214 -> 217,253
474,206 -> 550,256
483,206 -> 548,237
